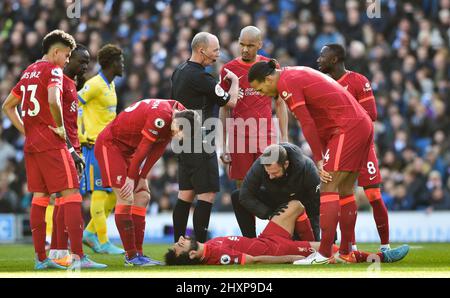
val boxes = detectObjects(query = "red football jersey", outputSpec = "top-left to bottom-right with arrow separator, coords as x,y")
201,235 -> 313,265
201,236 -> 259,265
277,66 -> 370,161
220,55 -> 275,137
337,71 -> 377,121
11,60 -> 66,152
107,99 -> 184,155
62,75 -> 80,152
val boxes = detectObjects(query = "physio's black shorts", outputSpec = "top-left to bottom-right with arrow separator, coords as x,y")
178,152 -> 220,194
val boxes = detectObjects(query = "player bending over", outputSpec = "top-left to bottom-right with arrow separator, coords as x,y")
95,98 -> 199,266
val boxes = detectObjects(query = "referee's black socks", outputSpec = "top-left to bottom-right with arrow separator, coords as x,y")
193,200 -> 212,243
172,199 -> 191,242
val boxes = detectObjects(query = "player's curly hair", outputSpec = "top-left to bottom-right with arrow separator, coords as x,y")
248,59 -> 277,83
42,30 -> 76,54
97,44 -> 123,69
164,236 -> 202,266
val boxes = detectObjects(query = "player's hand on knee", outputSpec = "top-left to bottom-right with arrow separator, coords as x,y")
120,177 -> 135,201
268,202 -> 289,220
316,160 -> 332,183
135,178 -> 150,194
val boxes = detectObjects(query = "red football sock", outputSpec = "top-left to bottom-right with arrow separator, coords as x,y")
64,194 -> 84,258
50,201 -> 59,250
366,188 -> 390,245
353,250 -> 383,263
56,201 -> 68,250
131,206 -> 147,255
30,197 -> 50,262
115,204 -> 137,259
339,194 -> 357,255
318,192 -> 340,258
295,211 -> 315,241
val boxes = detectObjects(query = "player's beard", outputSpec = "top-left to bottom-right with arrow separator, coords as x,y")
272,167 -> 289,185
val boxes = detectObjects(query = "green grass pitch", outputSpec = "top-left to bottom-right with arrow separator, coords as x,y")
0,243 -> 449,277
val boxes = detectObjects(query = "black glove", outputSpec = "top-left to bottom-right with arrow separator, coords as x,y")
268,202 -> 289,220
71,149 -> 85,177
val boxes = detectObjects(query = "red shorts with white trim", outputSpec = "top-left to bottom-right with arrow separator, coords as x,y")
322,117 -> 373,172
94,136 -> 130,189
25,148 -> 79,194
357,142 -> 382,186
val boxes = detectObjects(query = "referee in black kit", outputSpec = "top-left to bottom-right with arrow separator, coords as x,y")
171,32 -> 240,242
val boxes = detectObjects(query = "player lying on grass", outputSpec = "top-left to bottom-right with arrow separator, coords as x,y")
164,200 -> 409,265
95,98 -> 200,266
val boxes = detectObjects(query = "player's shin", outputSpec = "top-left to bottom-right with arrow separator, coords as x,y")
338,194 -> 357,255
63,193 -> 84,259
365,187 -> 390,247
131,205 -> 147,255
31,196 -> 51,262
318,193 -> 340,258
115,204 -> 137,258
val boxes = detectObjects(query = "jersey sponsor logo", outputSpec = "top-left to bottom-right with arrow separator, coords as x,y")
369,175 -> 377,181
315,184 -> 320,193
280,90 -> 292,101
290,193 -> 296,197
227,236 -> 239,241
363,82 -> 372,92
220,254 -> 231,265
116,176 -> 122,185
154,118 -> 165,129
51,68 -> 63,77
95,179 -> 103,187
215,84 -> 225,97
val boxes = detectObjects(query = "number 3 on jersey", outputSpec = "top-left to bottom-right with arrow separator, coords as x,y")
20,84 -> 40,117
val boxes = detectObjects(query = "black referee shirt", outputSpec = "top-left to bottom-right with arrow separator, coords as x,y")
171,60 -> 230,121
171,60 -> 231,155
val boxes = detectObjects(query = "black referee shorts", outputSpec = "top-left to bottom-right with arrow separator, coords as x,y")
178,152 -> 220,194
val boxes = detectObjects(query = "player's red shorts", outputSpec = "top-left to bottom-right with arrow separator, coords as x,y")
358,142 -> 382,186
94,135 -> 130,189
257,221 -> 315,257
25,148 -> 79,194
322,117 -> 373,172
228,134 -> 275,180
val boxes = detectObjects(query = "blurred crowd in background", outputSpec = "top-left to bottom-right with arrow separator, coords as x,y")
0,0 -> 449,216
